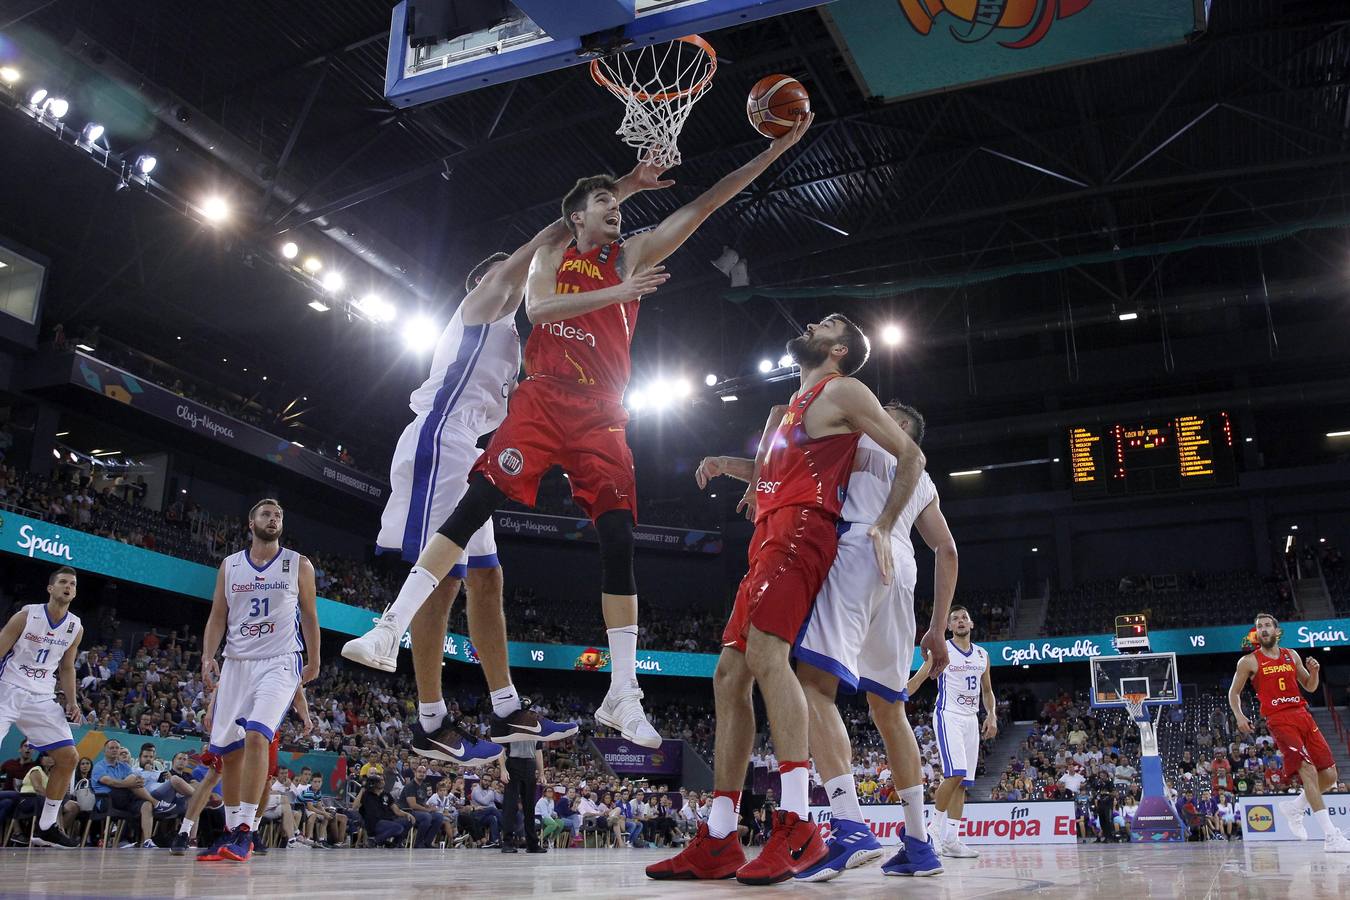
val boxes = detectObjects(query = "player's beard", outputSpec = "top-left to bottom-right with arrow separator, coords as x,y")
1257,633 -> 1277,649
786,334 -> 830,369
252,523 -> 283,543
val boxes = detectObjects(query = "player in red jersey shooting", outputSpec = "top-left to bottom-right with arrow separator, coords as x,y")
648,315 -> 925,884
1228,612 -> 1350,852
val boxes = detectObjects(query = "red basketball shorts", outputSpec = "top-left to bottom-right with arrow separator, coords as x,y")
473,378 -> 637,521
722,506 -> 840,653
1267,707 -> 1334,779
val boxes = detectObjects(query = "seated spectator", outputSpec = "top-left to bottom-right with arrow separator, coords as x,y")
91,740 -> 155,848
535,787 -> 566,847
356,774 -> 413,847
399,764 -> 444,849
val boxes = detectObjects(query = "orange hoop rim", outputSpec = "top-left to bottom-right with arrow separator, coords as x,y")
590,34 -> 717,104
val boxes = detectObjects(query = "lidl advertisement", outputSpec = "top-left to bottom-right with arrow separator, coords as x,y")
826,0 -> 1208,102
1240,795 -> 1350,841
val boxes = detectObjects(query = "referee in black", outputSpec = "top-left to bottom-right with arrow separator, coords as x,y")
502,739 -> 544,853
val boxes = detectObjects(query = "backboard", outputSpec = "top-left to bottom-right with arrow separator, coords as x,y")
385,0 -> 835,107
1089,651 -> 1181,709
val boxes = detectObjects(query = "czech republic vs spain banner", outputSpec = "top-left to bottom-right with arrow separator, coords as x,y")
824,0 -> 1210,102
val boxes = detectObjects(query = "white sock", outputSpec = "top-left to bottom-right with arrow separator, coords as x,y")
253,817 -> 263,832
39,798 -> 60,830
607,625 -> 638,692
780,767 -> 809,818
825,774 -> 864,825
491,684 -> 521,718
946,816 -> 961,842
1313,808 -> 1334,835
708,796 -> 738,839
419,699 -> 448,732
1294,790 -> 1308,810
934,810 -> 949,841
239,802 -> 258,828
226,805 -> 241,829
899,785 -> 925,838
385,566 -> 440,635
179,817 -> 195,836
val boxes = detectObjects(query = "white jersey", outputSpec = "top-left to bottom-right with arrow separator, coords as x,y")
838,435 -> 938,591
937,641 -> 989,718
408,304 -> 520,436
0,604 -> 82,697
222,547 -> 303,660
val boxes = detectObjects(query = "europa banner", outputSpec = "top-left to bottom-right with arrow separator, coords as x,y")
592,738 -> 684,776
67,353 -> 389,504
825,0 -> 1209,102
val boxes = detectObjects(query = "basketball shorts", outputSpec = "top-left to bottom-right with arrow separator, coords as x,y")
473,378 -> 637,522
0,688 -> 73,753
379,413 -> 498,573
794,527 -> 915,702
934,711 -> 979,788
722,506 -> 840,653
208,653 -> 301,755
1266,707 -> 1334,779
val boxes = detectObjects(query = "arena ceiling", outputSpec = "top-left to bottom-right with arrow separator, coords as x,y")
1,0 -> 1349,464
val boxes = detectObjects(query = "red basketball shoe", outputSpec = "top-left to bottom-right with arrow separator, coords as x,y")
735,810 -> 826,886
646,822 -> 745,880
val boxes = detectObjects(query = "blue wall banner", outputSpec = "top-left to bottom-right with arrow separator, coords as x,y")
67,352 -> 388,504
3,509 -> 1346,680
826,0 -> 1208,102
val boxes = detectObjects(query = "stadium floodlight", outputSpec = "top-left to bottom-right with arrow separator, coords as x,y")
356,293 -> 395,323
778,354 -> 793,368
401,316 -> 438,353
308,300 -> 330,312
0,67 -> 20,85
649,383 -> 673,410
627,389 -> 647,411
949,470 -> 982,477
280,241 -> 299,260
199,196 -> 229,223
720,395 -> 738,402
1118,312 -> 1139,322
29,88 -> 47,107
705,373 -> 718,387
321,271 -> 345,293
1327,430 -> 1350,437
135,155 -> 157,175
674,378 -> 692,399
881,324 -> 903,346
758,359 -> 773,373
302,256 -> 322,274
80,122 -> 105,144
51,448 -> 61,460
44,97 -> 69,119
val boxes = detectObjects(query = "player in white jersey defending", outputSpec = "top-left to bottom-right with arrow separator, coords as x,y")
342,161 -> 673,760
0,565 -> 83,848
907,605 -> 996,859
200,498 -> 319,862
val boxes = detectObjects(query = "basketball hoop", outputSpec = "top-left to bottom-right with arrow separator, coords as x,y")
1124,692 -> 1149,723
590,34 -> 717,168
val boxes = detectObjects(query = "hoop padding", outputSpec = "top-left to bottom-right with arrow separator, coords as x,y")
590,35 -> 716,168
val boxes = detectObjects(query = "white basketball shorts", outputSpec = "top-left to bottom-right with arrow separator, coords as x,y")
934,711 -> 979,787
0,688 -> 74,752
208,653 -> 302,755
793,527 -> 915,702
378,413 -> 497,574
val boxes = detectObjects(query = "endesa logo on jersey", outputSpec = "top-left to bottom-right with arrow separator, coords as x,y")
238,621 -> 277,638
756,480 -> 782,494
539,321 -> 597,348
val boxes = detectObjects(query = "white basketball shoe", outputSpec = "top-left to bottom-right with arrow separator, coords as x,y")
340,611 -> 401,672
595,684 -> 662,748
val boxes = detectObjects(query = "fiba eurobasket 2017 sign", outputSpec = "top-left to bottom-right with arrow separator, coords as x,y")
825,0 -> 1209,102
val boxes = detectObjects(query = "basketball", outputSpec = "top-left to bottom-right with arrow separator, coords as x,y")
746,74 -> 810,138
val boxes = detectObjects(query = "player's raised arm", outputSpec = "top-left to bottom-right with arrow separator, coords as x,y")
298,556 -> 320,684
201,561 -> 229,691
1228,654 -> 1256,733
524,244 -> 668,325
625,114 -> 814,271
464,160 -> 674,324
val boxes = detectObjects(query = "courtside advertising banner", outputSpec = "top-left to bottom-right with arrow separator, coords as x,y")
810,801 -> 1076,846
1240,795 -> 1350,841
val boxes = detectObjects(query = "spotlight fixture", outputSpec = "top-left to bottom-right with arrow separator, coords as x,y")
881,324 -> 903,346
949,470 -> 982,477
44,97 -> 69,119
704,373 -> 718,387
778,354 -> 793,368
29,88 -> 47,107
281,241 -> 299,260
302,257 -> 323,274
356,294 -> 395,323
135,155 -> 157,175
758,359 -> 773,373
401,316 -> 438,353
673,378 -> 692,399
1118,312 -> 1139,322
720,395 -> 738,402
308,300 -> 330,312
80,122 -> 105,144
627,390 -> 647,411
0,67 -> 20,85
321,271 -> 345,293
199,196 -> 229,223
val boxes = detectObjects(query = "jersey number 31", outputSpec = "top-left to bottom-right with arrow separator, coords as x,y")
249,597 -> 271,617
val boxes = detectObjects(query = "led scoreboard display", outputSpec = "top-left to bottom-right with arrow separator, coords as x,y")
1069,412 -> 1236,499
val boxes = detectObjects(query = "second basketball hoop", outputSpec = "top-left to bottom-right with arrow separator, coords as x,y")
591,34 -> 717,168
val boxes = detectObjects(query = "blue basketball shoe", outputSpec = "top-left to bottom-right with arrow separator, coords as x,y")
881,833 -> 945,877
412,721 -> 505,767
794,817 -> 886,882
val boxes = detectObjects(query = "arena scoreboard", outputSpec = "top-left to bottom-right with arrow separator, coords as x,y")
1068,412 -> 1235,499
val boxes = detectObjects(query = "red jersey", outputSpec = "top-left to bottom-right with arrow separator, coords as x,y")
1250,647 -> 1305,718
755,374 -> 861,523
524,239 -> 638,400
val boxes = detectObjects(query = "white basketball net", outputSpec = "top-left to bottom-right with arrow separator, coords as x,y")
591,36 -> 716,169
